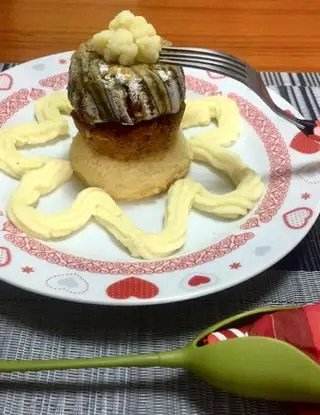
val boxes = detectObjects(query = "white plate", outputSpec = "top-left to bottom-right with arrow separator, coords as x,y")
0,52 -> 319,305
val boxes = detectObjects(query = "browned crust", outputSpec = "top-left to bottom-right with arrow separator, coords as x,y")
71,103 -> 185,160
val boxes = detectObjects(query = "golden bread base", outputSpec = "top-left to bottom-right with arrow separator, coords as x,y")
69,130 -> 191,201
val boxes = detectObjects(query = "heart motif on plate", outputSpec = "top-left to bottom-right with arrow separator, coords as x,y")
106,277 -> 159,300
283,207 -> 313,229
180,274 -> 216,290
290,132 -> 320,154
188,275 -> 211,287
46,273 -> 89,294
255,246 -> 271,256
0,74 -> 13,91
0,247 -> 11,267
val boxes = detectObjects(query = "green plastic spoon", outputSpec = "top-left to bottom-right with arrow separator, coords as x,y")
1,305 -> 320,403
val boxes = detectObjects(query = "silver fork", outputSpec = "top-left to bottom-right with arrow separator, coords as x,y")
159,47 -> 318,136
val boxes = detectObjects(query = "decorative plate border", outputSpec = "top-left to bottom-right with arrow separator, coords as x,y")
0,73 -> 291,275
231,93 -> 292,229
0,88 -> 46,127
3,222 -> 254,275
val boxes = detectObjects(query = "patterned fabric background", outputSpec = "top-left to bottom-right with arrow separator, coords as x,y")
0,64 -> 319,414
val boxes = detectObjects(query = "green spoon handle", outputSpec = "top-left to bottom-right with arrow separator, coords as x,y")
0,350 -> 185,373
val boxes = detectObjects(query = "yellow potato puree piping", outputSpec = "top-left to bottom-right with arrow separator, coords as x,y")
0,92 -> 72,178
1,93 -> 264,259
182,96 -> 241,147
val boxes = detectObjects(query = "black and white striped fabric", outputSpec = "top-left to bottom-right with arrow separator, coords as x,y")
0,64 -> 319,415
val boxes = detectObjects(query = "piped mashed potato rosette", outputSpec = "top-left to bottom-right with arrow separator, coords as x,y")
89,10 -> 164,66
0,11 -> 264,259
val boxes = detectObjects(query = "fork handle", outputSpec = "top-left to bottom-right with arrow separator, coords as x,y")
258,81 -> 318,135
281,113 -> 317,135
270,105 -> 317,134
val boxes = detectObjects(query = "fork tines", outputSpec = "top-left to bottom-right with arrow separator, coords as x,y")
159,46 -> 248,84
